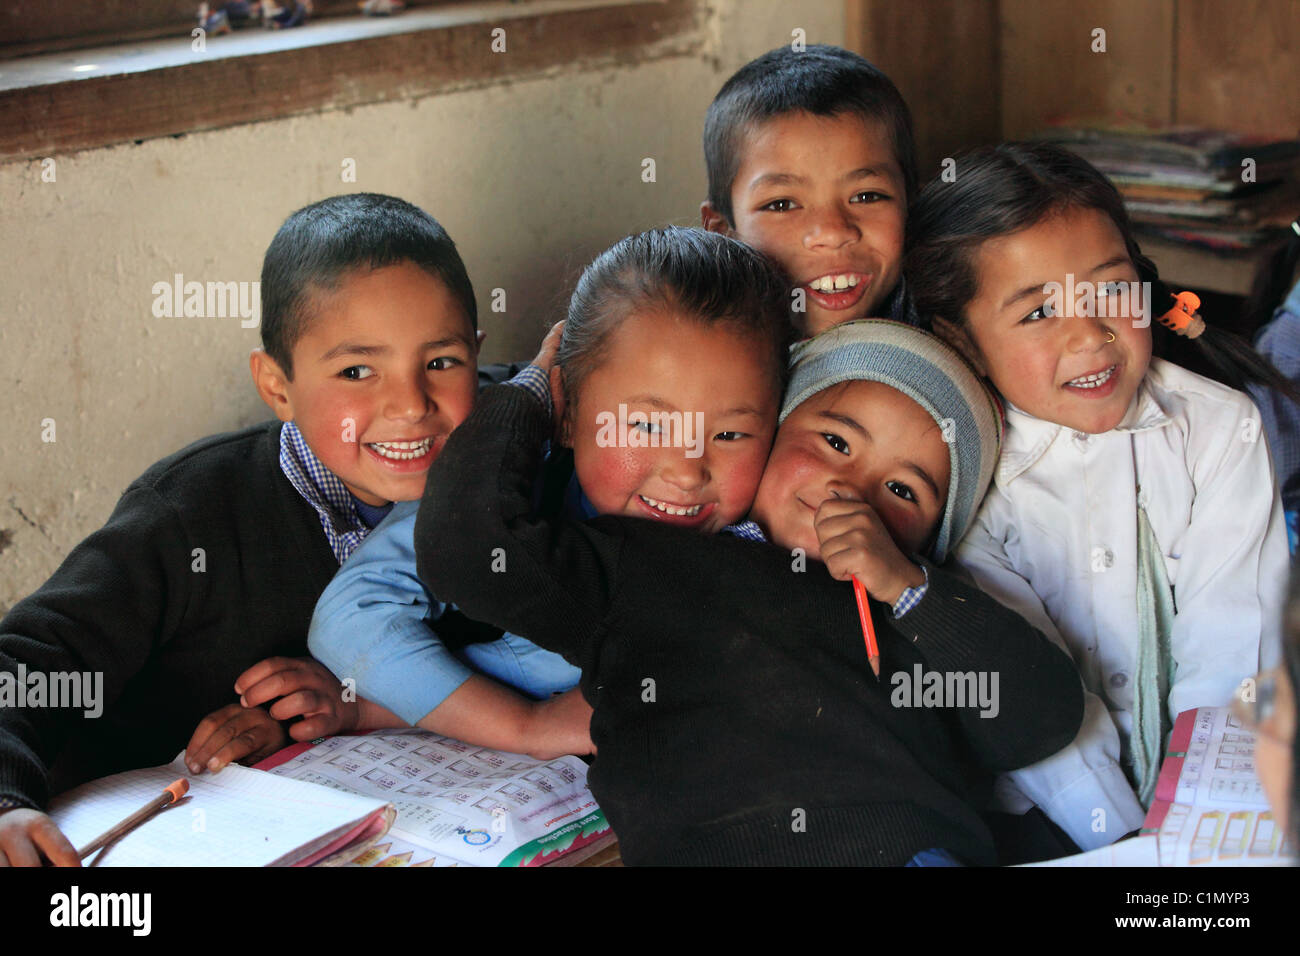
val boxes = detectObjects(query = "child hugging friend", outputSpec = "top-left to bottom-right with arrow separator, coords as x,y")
308,227 -> 792,757
905,142 -> 1292,851
311,40 -> 932,761
415,227 -> 1086,866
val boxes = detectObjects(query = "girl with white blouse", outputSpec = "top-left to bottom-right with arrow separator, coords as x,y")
904,142 -> 1296,853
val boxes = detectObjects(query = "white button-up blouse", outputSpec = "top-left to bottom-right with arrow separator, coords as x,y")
955,358 -> 1289,851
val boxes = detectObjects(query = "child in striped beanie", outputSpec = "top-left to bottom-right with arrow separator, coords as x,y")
749,319 -> 1003,616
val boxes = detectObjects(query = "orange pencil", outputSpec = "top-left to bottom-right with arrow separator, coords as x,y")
851,575 -> 880,679
77,778 -> 189,861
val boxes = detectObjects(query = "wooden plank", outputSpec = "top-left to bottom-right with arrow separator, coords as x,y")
846,0 -> 1001,181
0,0 -> 699,161
1176,0 -> 1300,136
999,0 -> 1175,139
0,0 -> 190,49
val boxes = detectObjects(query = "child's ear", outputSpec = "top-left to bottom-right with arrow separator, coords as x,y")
548,366 -> 572,447
931,317 -> 988,378
250,348 -> 295,423
700,201 -> 733,236
475,329 -> 486,353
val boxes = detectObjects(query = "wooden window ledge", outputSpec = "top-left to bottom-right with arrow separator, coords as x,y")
0,0 -> 700,162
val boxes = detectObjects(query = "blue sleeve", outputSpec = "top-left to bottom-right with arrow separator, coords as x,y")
307,501 -> 475,725
459,632 -> 581,699
1250,283 -> 1300,517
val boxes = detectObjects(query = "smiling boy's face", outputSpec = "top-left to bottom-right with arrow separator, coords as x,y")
703,111 -> 907,336
253,261 -> 481,505
751,380 -> 950,560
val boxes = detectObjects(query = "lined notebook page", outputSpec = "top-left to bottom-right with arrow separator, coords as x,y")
49,754 -> 391,867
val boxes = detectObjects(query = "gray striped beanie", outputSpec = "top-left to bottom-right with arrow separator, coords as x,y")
780,319 -> 1003,563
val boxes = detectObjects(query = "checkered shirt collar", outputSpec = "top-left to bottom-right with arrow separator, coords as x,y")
279,421 -> 370,564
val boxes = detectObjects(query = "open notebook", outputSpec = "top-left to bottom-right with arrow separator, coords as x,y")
48,753 -> 395,867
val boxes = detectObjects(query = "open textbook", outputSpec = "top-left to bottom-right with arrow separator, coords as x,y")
255,729 -> 611,867
1023,706 -> 1294,867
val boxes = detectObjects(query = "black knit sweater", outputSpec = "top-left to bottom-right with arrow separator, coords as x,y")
416,386 -> 1085,866
0,422 -> 339,810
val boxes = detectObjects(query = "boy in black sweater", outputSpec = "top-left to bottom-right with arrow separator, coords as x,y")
417,320 -> 1085,865
0,194 -> 492,865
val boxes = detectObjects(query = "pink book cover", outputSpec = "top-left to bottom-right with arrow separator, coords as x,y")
1141,707 -> 1199,833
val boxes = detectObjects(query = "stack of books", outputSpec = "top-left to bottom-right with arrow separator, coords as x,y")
1034,123 -> 1300,252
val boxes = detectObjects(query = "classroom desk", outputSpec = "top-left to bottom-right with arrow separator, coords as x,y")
567,839 -> 623,867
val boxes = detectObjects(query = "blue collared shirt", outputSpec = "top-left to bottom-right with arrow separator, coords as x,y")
308,500 -> 582,724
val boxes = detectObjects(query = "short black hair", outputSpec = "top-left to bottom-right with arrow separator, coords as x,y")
703,44 -> 917,225
558,227 -> 794,410
260,193 -> 476,379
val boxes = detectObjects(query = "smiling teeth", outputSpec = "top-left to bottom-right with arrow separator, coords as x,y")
1067,366 -> 1117,389
369,437 -> 434,460
809,274 -> 861,292
640,495 -> 703,517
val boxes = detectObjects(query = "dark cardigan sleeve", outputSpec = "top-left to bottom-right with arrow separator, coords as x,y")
0,485 -> 192,810
415,385 -> 621,677
887,559 -> 1085,772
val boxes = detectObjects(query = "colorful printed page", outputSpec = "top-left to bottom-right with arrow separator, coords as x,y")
341,833 -> 458,868
257,729 -> 610,866
1142,706 -> 1294,867
49,753 -> 395,867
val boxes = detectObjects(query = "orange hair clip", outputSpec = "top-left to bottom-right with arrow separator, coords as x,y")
1155,289 -> 1206,340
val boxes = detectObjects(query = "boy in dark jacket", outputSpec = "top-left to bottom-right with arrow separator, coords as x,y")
0,193 -> 485,865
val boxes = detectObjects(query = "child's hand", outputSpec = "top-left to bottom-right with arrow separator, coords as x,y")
522,688 -> 595,760
234,656 -> 361,742
814,496 -> 925,606
185,701 -> 289,773
0,808 -> 80,867
530,320 -> 565,374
